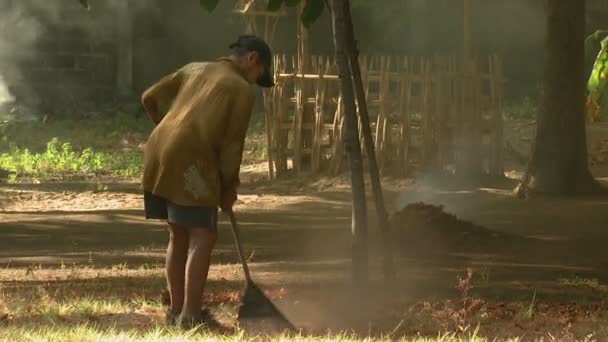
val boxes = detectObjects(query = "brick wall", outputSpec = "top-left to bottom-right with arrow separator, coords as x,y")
0,0 -> 119,114
0,0 -> 240,115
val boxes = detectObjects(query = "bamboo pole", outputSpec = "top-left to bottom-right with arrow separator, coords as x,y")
332,0 -> 370,284
435,57 -> 448,170
421,59 -> 433,167
490,55 -> 504,176
312,56 -> 327,172
331,95 -> 343,173
463,0 -> 472,64
292,70 -> 304,172
264,89 -> 275,179
374,56 -> 386,169
277,56 -> 289,174
400,57 -> 412,176
471,58 -> 483,176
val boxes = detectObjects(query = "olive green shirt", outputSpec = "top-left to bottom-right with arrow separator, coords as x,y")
142,59 -> 255,207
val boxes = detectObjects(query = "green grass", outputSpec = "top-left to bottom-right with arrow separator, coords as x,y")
0,112 -> 153,152
0,326 -> 497,342
0,111 -> 149,181
0,137 -> 142,181
0,264 -> 488,342
559,276 -> 608,292
2,261 -> 608,342
1,265 -> 607,342
0,111 -> 268,182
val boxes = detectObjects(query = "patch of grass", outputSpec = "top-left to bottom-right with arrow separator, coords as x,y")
0,325 -> 228,342
12,296 -> 125,323
0,112 -> 267,181
2,264 -> 608,341
0,137 -> 142,181
559,276 -> 607,292
0,113 -> 148,181
0,112 -> 152,153
0,325 -> 503,342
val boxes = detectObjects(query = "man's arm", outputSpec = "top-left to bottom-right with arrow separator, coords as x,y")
141,71 -> 183,124
219,87 -> 255,209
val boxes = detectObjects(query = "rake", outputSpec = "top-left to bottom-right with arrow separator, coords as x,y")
225,209 -> 296,334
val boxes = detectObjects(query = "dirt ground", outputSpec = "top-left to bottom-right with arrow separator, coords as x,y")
2,122 -> 608,339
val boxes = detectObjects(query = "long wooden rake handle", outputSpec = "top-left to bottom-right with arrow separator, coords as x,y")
226,209 -> 253,283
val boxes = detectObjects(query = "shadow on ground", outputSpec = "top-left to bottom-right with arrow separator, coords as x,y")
3,179 -> 608,334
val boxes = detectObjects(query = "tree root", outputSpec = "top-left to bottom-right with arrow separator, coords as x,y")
516,164 -> 607,198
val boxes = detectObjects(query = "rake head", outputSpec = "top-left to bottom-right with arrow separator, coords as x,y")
237,282 -> 296,334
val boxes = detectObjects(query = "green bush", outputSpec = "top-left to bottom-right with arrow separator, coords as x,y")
0,137 -> 142,181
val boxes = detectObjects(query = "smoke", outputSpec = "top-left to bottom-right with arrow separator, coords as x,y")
0,2 -> 43,109
0,77 -> 13,105
0,0 -> 77,116
0,0 -> 156,116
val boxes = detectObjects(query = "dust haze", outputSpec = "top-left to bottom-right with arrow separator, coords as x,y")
2,0 -> 608,339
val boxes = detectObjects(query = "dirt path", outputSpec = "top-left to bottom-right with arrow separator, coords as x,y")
2,174 -> 608,283
2,158 -> 608,334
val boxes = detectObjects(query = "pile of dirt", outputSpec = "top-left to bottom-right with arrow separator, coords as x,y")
390,202 -> 510,253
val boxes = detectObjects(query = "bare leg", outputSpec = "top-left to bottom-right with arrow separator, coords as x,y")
180,227 -> 217,320
166,223 -> 189,313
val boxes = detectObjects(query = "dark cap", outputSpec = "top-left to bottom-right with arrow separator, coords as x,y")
229,35 -> 274,88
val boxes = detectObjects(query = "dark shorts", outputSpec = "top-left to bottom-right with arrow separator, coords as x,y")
144,192 -> 218,229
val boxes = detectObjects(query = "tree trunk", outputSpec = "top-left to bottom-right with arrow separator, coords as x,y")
341,0 -> 394,281
330,0 -> 369,284
519,0 -> 600,196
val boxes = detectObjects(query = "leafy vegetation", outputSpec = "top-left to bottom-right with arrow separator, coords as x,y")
0,111 -> 152,151
0,112 -> 150,181
0,139 -> 142,181
559,276 -> 608,293
587,31 -> 608,122
0,110 -> 267,182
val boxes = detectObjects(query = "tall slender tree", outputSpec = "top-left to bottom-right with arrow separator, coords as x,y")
330,0 -> 369,285
341,0 -> 394,280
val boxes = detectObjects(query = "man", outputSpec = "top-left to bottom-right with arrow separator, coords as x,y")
141,35 -> 274,328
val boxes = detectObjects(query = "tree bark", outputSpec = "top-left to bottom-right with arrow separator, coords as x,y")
519,0 -> 600,196
330,0 -> 369,284
341,0 -> 394,281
